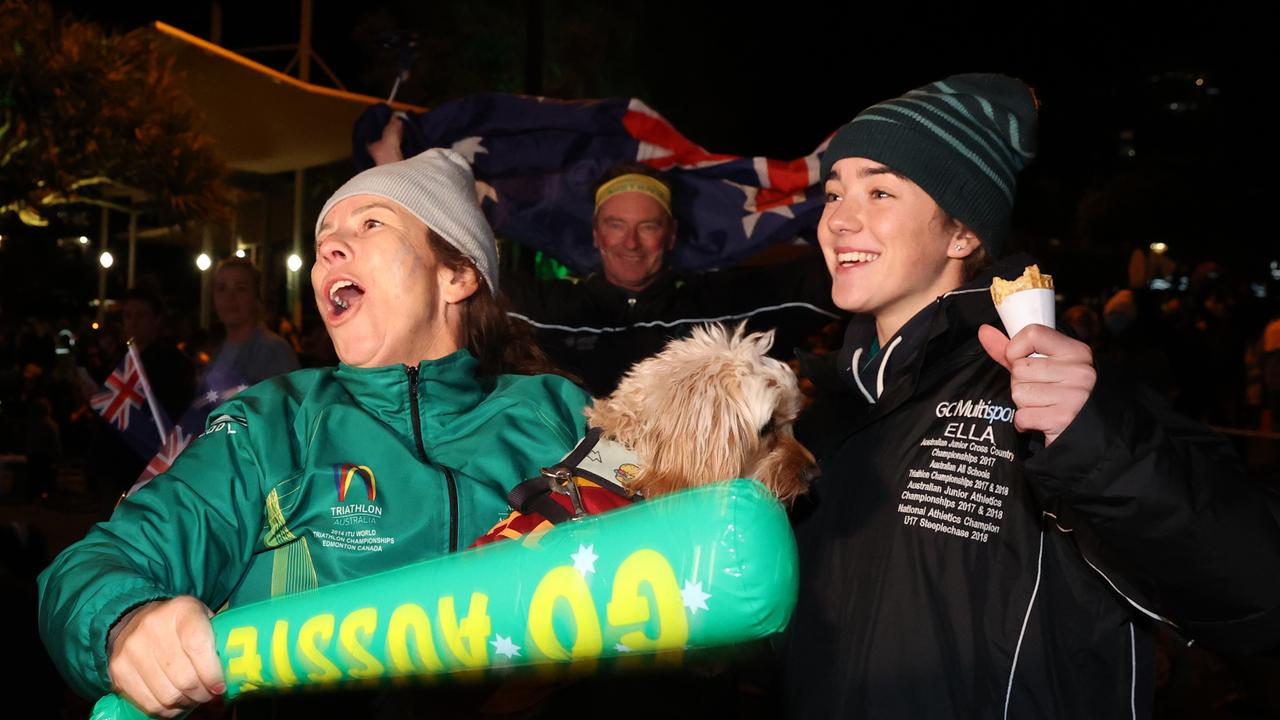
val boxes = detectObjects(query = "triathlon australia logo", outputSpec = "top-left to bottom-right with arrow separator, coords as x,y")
334,463 -> 377,502
330,463 -> 382,525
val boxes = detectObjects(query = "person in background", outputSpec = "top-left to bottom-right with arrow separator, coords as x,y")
120,287 -> 195,423
24,395 -> 60,501
1263,313 -> 1280,431
1063,303 -> 1101,346
209,258 -> 299,386
83,288 -> 196,511
505,162 -> 838,396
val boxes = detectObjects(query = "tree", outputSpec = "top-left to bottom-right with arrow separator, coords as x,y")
0,0 -> 230,226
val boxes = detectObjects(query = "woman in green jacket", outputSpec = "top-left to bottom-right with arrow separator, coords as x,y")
38,149 -> 591,717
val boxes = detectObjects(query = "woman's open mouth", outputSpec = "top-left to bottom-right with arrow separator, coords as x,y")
328,279 -> 366,317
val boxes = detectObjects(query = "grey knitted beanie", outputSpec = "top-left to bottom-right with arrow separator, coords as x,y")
316,148 -> 498,295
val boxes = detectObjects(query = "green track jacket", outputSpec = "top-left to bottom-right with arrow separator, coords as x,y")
37,350 -> 590,698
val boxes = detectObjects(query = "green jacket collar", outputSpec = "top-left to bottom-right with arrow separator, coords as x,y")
332,350 -> 486,438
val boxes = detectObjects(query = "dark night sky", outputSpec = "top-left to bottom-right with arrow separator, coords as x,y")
22,0 -> 1279,315
49,1 -> 1268,159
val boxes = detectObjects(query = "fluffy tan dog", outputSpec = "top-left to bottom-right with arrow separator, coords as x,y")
585,322 -> 816,503
472,323 -> 815,547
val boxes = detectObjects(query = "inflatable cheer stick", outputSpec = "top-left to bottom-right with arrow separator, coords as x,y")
93,478 -> 797,719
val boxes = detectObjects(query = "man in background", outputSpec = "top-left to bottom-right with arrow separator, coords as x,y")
505,163 -> 838,395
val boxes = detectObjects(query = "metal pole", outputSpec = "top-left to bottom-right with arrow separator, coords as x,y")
298,0 -> 312,82
200,224 -> 213,330
290,169 -> 304,327
257,193 -> 268,267
290,0 -> 312,328
525,0 -> 543,95
97,206 -> 109,322
210,2 -> 223,45
127,210 -> 138,288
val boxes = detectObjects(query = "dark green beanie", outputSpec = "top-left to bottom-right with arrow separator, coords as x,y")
819,73 -> 1038,255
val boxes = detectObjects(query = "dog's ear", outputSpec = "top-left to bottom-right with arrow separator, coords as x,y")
585,387 -> 643,441
748,327 -> 776,356
586,354 -> 662,445
724,322 -> 775,357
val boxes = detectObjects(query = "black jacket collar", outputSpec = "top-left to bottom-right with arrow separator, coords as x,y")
836,253 -> 1040,409
583,268 -> 681,302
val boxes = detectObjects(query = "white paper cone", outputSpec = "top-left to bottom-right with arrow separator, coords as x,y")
995,288 -> 1055,340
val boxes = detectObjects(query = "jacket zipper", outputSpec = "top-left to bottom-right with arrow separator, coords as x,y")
406,365 -> 460,553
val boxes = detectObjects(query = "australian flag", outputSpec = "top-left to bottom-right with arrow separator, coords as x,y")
351,95 -> 831,274
91,345 -> 169,461
128,363 -> 249,495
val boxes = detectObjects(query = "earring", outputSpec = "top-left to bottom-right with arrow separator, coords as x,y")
954,244 -> 964,251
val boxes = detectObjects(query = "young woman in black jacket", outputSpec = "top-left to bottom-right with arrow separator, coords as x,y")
785,74 -> 1280,719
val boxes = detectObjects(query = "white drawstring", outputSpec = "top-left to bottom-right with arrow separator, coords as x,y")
849,348 -> 876,403
876,336 -> 904,398
851,334 -> 905,403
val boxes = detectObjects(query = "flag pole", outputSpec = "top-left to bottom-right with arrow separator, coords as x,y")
126,339 -> 169,442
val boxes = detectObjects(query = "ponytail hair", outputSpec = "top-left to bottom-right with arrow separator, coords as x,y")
426,230 -> 570,379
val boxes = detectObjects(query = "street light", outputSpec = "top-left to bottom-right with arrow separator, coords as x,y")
99,251 -> 114,268
78,235 -> 89,245
287,253 -> 303,272
196,253 -> 212,271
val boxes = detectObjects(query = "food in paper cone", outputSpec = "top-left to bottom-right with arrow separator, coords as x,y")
989,265 -> 1055,339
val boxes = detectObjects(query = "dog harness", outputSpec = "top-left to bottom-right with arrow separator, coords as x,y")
471,427 -> 642,546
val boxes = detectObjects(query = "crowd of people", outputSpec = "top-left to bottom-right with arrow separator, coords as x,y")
1,261 -> 313,512
1058,269 -> 1280,436
3,73 -> 1279,718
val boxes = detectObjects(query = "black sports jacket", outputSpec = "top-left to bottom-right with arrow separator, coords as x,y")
785,256 -> 1280,719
